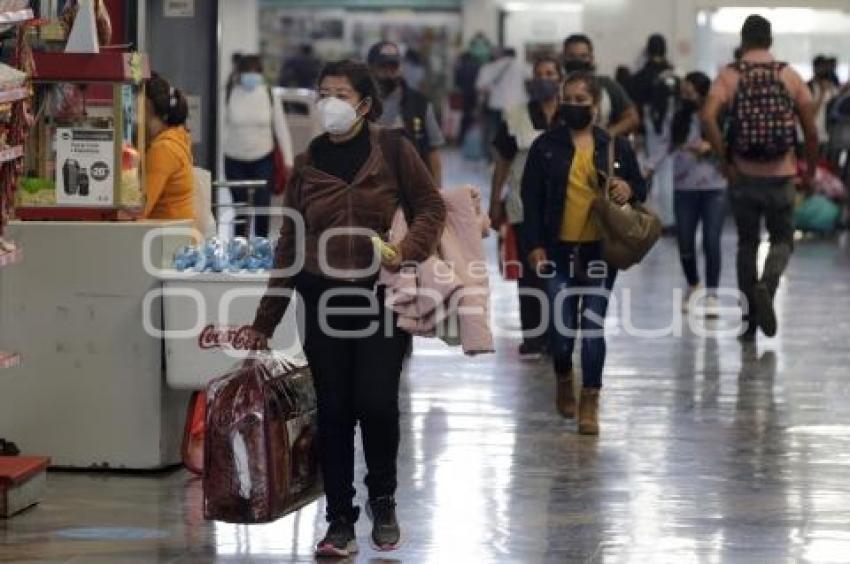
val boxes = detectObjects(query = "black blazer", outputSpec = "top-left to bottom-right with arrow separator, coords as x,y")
520,126 -> 648,255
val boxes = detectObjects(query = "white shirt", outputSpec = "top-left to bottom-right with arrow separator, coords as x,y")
476,56 -> 527,111
224,85 -> 293,165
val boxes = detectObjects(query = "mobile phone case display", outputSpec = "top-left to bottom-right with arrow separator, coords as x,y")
16,52 -> 148,219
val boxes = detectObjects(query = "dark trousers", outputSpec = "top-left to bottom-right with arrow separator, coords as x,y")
224,153 -> 274,238
547,242 -> 617,389
674,189 -> 727,289
729,176 -> 796,319
514,222 -> 548,346
297,275 -> 408,522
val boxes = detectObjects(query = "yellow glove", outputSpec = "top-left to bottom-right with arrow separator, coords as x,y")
371,236 -> 400,267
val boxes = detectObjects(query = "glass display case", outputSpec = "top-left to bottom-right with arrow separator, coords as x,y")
16,52 -> 149,220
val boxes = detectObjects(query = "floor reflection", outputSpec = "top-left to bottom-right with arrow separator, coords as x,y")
2,152 -> 850,563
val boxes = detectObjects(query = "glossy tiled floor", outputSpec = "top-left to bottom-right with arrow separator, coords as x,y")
3,153 -> 850,563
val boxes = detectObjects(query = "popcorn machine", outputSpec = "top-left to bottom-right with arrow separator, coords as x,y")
16,51 -> 149,220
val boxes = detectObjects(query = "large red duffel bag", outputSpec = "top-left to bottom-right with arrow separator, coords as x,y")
203,352 -> 321,523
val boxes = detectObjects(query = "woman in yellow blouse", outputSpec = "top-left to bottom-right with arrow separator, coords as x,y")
521,72 -> 648,435
143,73 -> 195,220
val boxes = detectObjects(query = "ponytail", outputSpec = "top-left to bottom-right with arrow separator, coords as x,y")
145,72 -> 189,127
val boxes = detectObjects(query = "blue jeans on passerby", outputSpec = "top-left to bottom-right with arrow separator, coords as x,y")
674,189 -> 726,290
547,242 -> 617,389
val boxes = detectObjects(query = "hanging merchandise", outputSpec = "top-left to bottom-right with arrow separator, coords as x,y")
60,0 -> 112,47
0,6 -> 34,244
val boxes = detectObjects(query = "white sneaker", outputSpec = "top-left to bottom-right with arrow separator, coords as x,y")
682,285 -> 701,313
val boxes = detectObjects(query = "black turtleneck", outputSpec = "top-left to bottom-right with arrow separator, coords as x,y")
310,122 -> 372,184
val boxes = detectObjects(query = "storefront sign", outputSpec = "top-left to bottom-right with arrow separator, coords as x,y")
164,0 -> 194,18
55,128 -> 115,206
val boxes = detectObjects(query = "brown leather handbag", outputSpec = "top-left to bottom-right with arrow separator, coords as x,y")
592,142 -> 662,270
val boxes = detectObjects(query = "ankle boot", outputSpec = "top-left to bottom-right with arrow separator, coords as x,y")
578,388 -> 600,435
555,371 -> 577,419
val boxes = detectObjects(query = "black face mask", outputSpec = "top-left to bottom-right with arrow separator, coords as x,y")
378,76 -> 399,96
564,59 -> 593,74
528,78 -> 560,102
560,103 -> 594,130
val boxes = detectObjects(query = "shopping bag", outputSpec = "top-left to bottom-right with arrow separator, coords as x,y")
499,223 -> 521,281
203,351 -> 321,523
181,391 -> 206,476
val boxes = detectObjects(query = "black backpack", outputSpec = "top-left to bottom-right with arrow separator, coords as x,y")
729,62 -> 797,161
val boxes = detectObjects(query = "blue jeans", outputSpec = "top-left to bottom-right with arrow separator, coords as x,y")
674,189 -> 726,289
547,242 -> 617,389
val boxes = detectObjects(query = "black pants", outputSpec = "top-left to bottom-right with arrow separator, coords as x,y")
514,222 -> 548,347
224,153 -> 274,238
729,176 -> 795,320
297,274 -> 409,522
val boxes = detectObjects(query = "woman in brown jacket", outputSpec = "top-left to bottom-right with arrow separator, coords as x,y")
250,60 -> 445,557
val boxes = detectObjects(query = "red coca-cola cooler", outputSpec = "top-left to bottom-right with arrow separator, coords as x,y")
162,272 -> 304,390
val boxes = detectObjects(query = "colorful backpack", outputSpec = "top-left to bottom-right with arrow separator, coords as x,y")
729,62 -> 797,161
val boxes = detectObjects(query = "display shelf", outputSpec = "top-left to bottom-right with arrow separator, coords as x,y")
0,87 -> 29,104
0,351 -> 20,371
0,246 -> 22,269
0,145 -> 24,164
0,9 -> 34,25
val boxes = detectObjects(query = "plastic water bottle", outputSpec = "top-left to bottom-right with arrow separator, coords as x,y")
227,237 -> 251,271
248,237 -> 273,271
204,237 -> 228,272
172,245 -> 200,271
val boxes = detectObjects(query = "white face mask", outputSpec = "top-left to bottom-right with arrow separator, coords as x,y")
317,97 -> 365,135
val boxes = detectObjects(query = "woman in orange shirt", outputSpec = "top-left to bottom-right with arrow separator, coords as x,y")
143,74 -> 195,220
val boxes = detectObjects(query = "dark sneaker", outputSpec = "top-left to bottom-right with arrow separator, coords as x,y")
519,341 -> 545,361
754,284 -> 777,337
366,496 -> 401,551
316,518 -> 358,558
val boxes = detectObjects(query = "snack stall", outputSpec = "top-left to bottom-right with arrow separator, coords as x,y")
0,51 -> 194,469
16,51 -> 146,220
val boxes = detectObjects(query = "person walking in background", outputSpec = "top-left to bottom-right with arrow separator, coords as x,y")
476,47 -> 527,161
454,50 -> 482,144
629,34 -> 674,123
489,55 -> 564,360
521,72 -> 647,435
279,44 -> 322,89
809,55 -> 840,154
251,60 -> 445,556
671,72 -> 728,315
702,15 -> 818,341
562,34 -> 640,137
223,54 -> 292,238
369,40 -> 445,184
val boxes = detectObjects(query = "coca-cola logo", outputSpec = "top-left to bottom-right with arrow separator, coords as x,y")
198,324 -> 255,350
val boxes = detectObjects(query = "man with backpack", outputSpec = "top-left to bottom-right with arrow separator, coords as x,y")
702,14 -> 818,341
